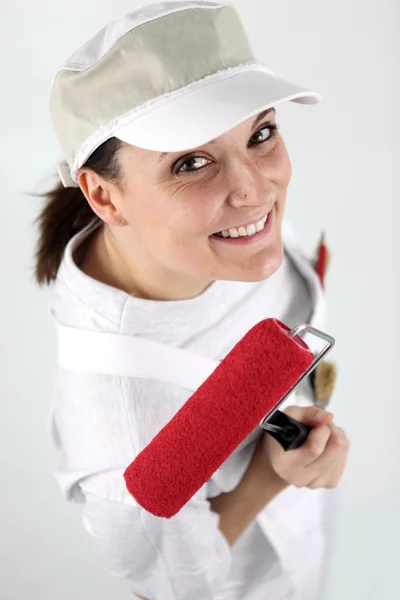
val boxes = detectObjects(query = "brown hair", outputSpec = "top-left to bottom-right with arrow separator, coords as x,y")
33,137 -> 125,286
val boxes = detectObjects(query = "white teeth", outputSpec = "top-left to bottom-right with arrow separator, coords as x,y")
218,213 -> 269,239
255,221 -> 264,232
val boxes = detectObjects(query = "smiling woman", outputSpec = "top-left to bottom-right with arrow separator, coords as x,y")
71,108 -> 290,301
32,2 -> 348,600
36,107 -> 289,301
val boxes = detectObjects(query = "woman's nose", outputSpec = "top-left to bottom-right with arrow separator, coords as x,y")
225,158 -> 274,208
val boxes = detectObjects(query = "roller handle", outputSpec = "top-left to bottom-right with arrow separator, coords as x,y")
262,409 -> 312,451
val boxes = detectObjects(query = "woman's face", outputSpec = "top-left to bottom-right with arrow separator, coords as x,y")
93,107 -> 292,298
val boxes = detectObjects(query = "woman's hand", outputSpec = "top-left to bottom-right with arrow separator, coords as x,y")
254,405 -> 350,489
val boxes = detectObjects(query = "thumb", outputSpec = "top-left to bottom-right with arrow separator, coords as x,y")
283,404 -> 333,427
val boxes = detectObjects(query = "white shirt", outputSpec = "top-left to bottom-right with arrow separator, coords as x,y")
48,219 -> 335,600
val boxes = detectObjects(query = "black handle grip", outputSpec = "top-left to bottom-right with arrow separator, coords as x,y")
263,409 -> 312,451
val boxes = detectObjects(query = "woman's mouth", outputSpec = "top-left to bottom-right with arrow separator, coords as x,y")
210,206 -> 274,245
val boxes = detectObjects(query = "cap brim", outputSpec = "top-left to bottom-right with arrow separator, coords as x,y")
113,67 -> 321,153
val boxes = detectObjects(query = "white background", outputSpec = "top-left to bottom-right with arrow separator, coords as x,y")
2,0 -> 399,598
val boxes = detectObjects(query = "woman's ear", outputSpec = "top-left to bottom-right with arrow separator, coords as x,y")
77,169 -> 127,226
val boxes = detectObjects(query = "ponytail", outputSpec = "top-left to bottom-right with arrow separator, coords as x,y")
33,136 -> 124,286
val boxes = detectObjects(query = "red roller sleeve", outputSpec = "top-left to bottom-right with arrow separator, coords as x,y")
124,318 -> 314,518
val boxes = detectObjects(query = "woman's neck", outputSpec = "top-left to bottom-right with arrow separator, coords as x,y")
77,224 -> 213,301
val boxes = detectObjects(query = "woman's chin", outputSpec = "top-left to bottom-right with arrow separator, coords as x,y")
218,239 -> 284,283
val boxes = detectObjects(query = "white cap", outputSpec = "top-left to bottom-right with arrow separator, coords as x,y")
50,1 -> 321,187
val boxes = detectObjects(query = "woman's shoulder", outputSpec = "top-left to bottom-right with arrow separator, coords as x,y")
53,364 -> 193,438
282,220 -> 308,256
282,220 -> 326,287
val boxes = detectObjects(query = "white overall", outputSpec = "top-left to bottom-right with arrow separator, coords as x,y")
51,221 -> 336,600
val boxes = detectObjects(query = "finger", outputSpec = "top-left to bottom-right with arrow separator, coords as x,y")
323,426 -> 350,488
325,447 -> 349,488
304,424 -> 350,484
287,423 -> 332,470
283,405 -> 333,428
307,454 -> 348,490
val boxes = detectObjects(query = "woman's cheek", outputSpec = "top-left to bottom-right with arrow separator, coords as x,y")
177,201 -> 217,239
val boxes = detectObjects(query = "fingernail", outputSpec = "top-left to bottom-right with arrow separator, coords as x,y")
315,409 -> 327,421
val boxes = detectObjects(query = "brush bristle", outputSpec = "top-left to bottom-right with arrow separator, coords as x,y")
314,361 -> 337,406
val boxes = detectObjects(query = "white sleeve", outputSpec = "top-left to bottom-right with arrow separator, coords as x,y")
52,372 -> 233,598
79,472 -> 232,600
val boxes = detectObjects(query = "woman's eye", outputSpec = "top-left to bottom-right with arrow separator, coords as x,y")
249,124 -> 278,145
175,156 -> 210,174
173,123 -> 279,174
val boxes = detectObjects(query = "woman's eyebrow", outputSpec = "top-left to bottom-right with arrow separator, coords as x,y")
157,107 -> 276,163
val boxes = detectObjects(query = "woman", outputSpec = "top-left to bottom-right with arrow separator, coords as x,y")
35,2 -> 349,599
